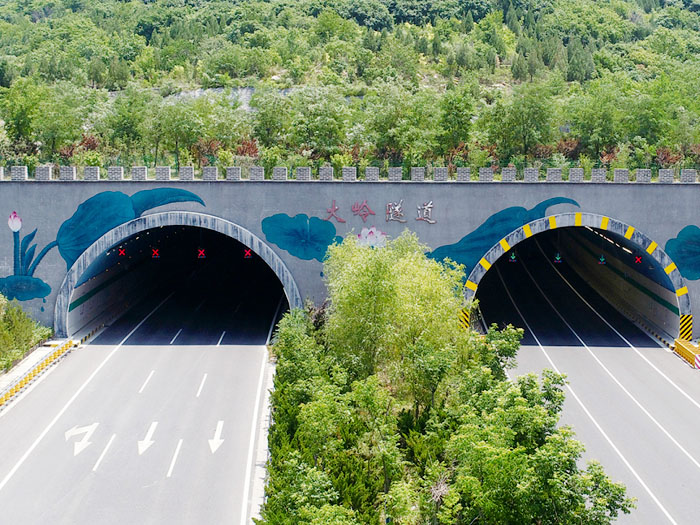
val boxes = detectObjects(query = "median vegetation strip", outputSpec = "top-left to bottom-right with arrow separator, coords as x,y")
261,231 -> 633,524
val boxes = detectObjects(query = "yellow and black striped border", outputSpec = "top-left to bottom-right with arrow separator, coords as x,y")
459,308 -> 470,331
680,314 -> 693,341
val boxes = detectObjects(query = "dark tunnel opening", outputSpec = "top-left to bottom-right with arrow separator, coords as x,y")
66,226 -> 289,344
476,226 -> 679,347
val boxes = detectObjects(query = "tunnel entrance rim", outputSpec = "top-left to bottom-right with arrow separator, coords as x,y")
464,212 -> 691,319
54,211 -> 303,337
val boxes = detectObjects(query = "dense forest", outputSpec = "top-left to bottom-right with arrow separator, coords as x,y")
0,0 -> 699,175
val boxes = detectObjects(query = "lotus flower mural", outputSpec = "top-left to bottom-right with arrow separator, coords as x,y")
356,226 -> 387,248
1,188 -> 205,302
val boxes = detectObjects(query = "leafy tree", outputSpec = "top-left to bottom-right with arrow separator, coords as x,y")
439,83 -> 476,152
567,37 -> 595,82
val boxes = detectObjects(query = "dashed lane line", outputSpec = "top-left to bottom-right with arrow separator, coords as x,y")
196,373 -> 207,398
169,329 -> 183,345
495,265 -> 678,524
92,434 -> 116,472
166,439 -> 183,478
138,370 -> 155,394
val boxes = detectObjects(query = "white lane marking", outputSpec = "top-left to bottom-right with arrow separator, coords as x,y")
138,422 -> 158,455
496,266 -> 677,524
196,373 -> 208,398
166,439 -> 183,478
65,423 -> 98,456
92,434 -> 116,472
240,348 -> 267,525
194,299 -> 206,312
535,239 -> 700,412
208,420 -> 224,453
216,331 -> 226,347
266,295 -> 284,345
519,258 -> 700,472
0,292 -> 175,493
138,370 -> 155,394
169,329 -> 183,345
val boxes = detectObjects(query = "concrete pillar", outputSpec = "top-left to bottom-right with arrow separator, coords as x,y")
180,166 -> 195,181
501,167 -> 516,182
83,166 -> 100,181
388,167 -> 402,182
478,167 -> 493,182
568,168 -> 583,182
202,166 -> 217,181
59,166 -> 76,181
433,167 -> 448,182
155,166 -> 171,181
364,167 -> 379,182
613,168 -> 628,183
108,166 -> 123,181
342,167 -> 356,182
658,169 -> 674,183
591,168 -> 607,182
296,167 -> 311,181
523,168 -> 539,182
0,167 -> 4,180
319,166 -> 333,181
456,167 -> 470,182
273,167 -> 288,181
132,166 -> 147,181
681,169 -> 697,183
250,166 -> 264,181
226,167 -> 241,181
411,167 -> 425,182
35,166 -> 52,181
546,168 -> 562,182
635,169 -> 651,183
11,166 -> 27,181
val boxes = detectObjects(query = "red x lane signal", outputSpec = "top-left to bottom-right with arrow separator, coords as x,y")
151,248 -> 160,259
244,249 -> 252,259
198,249 -> 206,259
118,248 -> 125,256
634,256 -> 642,264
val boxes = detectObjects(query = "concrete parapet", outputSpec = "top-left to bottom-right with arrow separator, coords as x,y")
11,166 -> 27,180
433,167 -> 448,182
636,169 -> 651,183
591,168 -> 607,182
155,166 -> 171,181
659,169 -> 674,183
388,167 -> 402,182
546,168 -> 561,182
364,167 -> 379,182
614,169 -> 629,183
202,166 -> 217,181
479,167 -> 492,182
84,166 -> 99,181
226,167 -> 241,181
35,166 -> 52,181
681,169 -> 697,183
524,167 -> 539,182
342,167 -> 356,182
411,167 -> 425,182
0,167 -> 4,180
250,166 -> 264,181
180,166 -> 195,181
60,166 -> 76,181
319,166 -> 333,181
108,166 -> 123,181
296,167 -> 311,181
456,167 -> 470,181
502,167 -> 516,182
273,167 -> 288,181
569,168 -> 583,182
132,166 -> 147,181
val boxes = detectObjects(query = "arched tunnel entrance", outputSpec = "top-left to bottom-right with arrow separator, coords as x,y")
469,214 -> 691,345
54,212 -> 299,341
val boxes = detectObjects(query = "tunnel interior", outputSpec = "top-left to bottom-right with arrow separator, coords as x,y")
66,225 -> 289,344
476,226 -> 679,347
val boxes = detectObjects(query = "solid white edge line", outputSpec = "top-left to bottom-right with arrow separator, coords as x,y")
196,373 -> 208,398
0,291 -> 175,493
266,295 -> 284,346
520,256 -> 700,472
138,370 -> 155,394
92,433 -> 116,472
169,328 -> 183,345
166,439 -> 183,478
495,266 -> 677,524
534,238 -> 700,412
240,348 -> 267,525
216,331 -> 226,347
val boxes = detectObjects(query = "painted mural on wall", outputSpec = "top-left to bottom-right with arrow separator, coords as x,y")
1,188 -> 204,302
665,226 -> 700,280
262,213 -> 342,262
428,197 -> 580,275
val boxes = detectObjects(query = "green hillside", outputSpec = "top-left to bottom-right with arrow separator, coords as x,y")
0,0 -> 699,173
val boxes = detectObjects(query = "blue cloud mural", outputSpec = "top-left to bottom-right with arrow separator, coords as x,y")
262,213 -> 342,261
665,225 -> 700,280
429,197 -> 579,274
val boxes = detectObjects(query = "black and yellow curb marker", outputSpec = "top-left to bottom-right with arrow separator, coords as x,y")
459,308 -> 470,331
680,314 -> 693,341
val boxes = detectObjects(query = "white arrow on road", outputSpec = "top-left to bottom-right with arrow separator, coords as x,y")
208,420 -> 224,454
64,423 -> 98,456
138,422 -> 158,455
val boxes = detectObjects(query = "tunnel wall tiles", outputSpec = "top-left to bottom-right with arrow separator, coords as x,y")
2,179 -> 700,338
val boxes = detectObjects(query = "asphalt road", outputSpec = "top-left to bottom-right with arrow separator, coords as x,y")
0,263 -> 282,524
480,238 -> 700,524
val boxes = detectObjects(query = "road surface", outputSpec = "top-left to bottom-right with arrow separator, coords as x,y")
0,267 -> 281,524
480,237 -> 700,524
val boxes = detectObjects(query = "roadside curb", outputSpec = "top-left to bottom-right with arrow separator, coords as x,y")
250,352 -> 275,522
